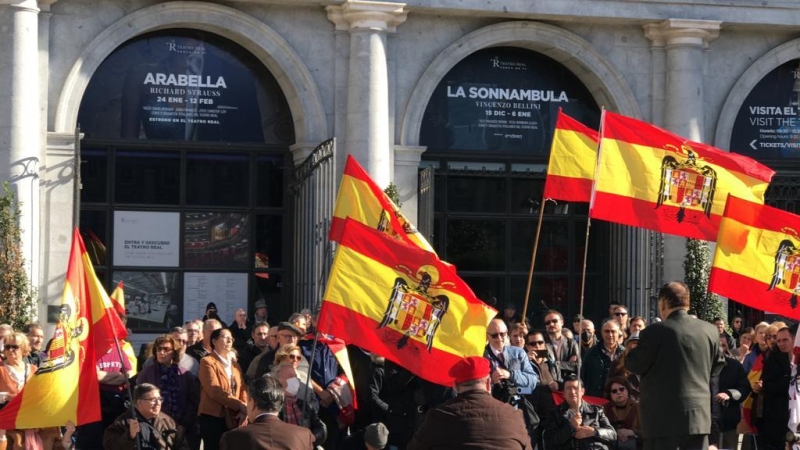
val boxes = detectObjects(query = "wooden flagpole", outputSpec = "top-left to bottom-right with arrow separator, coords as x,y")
578,217 -> 592,317
521,195 -> 547,321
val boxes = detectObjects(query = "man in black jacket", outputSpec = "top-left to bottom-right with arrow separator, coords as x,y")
581,320 -> 624,398
758,326 -> 793,450
711,335 -> 751,449
625,281 -> 724,450
544,377 -> 616,450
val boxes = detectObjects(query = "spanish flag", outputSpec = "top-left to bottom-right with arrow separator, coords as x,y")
542,110 -> 599,203
590,111 -> 775,241
741,353 -> 763,432
318,219 -> 496,386
0,229 -> 126,428
330,155 -> 435,253
709,195 -> 800,318
109,281 -> 125,316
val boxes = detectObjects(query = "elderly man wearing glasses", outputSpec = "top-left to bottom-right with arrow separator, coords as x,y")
104,383 -> 189,450
483,318 -> 538,400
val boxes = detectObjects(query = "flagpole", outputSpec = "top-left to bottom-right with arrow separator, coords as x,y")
521,194 -> 547,321
111,335 -> 141,450
579,217 -> 592,318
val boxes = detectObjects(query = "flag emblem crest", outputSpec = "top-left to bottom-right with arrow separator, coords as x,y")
656,146 -> 717,222
39,304 -> 88,375
379,265 -> 451,351
769,232 -> 800,308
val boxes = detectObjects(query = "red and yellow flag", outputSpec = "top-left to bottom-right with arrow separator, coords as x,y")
542,110 -> 599,203
110,281 -> 125,316
709,195 -> 800,318
0,229 -> 127,428
590,111 -> 775,241
330,155 -> 434,253
318,219 -> 496,386
741,353 -> 763,432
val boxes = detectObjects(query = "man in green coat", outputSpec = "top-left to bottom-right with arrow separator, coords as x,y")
625,281 -> 724,450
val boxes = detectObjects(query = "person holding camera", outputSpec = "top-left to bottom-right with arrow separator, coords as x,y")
526,330 -> 560,447
484,318 -> 538,395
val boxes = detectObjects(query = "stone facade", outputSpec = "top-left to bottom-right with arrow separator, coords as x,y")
1,0 -> 799,331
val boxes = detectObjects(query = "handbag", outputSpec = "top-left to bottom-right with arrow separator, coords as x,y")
221,408 -> 240,430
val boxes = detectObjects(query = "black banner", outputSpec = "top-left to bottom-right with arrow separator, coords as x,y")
420,47 -> 599,154
731,59 -> 800,160
79,30 -> 294,144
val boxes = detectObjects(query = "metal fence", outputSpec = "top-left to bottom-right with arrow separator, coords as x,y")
289,138 -> 336,312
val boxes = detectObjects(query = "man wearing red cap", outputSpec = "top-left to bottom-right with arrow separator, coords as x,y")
406,356 -> 532,449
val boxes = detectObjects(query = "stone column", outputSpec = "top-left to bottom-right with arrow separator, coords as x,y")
644,19 -> 720,284
394,145 -> 425,224
0,0 -> 42,294
327,1 -> 407,189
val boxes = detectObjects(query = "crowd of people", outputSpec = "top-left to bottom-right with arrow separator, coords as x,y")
0,282 -> 794,450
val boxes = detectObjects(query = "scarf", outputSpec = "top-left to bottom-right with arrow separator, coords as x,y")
157,363 -> 182,421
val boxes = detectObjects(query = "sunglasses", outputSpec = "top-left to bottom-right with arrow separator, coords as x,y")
488,332 -> 508,339
527,340 -> 545,346
614,312 -> 628,316
611,387 -> 627,394
286,355 -> 302,362
545,319 -> 560,325
156,346 -> 174,353
3,345 -> 18,351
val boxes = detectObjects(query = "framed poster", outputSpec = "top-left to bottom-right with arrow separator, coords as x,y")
113,211 -> 180,267
183,272 -> 248,324
112,271 -> 181,332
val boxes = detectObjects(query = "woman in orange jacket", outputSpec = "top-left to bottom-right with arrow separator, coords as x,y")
197,328 -> 247,450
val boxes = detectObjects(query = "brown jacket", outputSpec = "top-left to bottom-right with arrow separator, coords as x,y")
220,414 -> 314,450
407,389 -> 532,450
197,354 -> 248,418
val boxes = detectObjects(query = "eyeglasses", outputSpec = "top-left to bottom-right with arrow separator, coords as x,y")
488,332 -> 508,339
3,345 -> 19,351
610,387 -> 627,394
545,319 -> 560,325
286,354 -> 302,362
614,312 -> 628,316
527,340 -> 545,346
156,346 -> 174,353
140,397 -> 164,405
187,330 -> 200,334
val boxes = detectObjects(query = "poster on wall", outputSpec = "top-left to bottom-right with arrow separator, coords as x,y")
731,59 -> 800,160
77,29 -> 294,144
113,211 -> 180,267
183,272 -> 248,325
112,271 -> 181,332
420,47 -> 600,154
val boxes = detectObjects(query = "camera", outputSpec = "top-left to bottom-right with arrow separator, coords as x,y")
786,431 -> 800,443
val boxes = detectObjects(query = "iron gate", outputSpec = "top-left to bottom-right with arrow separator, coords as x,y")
289,138 -> 336,312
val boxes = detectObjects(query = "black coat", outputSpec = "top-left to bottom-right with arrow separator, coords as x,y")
625,310 -> 724,439
758,350 -> 791,446
712,356 -> 751,432
544,401 -> 617,450
581,343 -> 624,398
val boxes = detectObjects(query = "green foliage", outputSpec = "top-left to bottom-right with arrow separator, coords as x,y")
0,183 -> 36,329
384,183 -> 402,208
683,238 -> 725,324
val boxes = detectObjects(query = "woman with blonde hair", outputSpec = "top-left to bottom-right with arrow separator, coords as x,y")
743,321 -> 769,374
273,344 -> 303,369
0,333 -> 40,450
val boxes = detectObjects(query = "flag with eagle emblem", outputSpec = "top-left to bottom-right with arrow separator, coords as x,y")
590,111 -> 774,241
318,219 -> 496,386
709,195 -> 800,318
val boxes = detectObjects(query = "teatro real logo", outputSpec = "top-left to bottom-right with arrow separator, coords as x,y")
489,56 -> 528,71
165,40 -> 207,56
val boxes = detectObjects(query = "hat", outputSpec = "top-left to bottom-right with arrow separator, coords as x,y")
364,422 -> 389,449
572,314 -> 584,322
205,302 -> 217,310
504,302 -> 517,310
624,332 -> 640,346
277,321 -> 302,336
448,356 -> 490,384
254,299 -> 267,310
